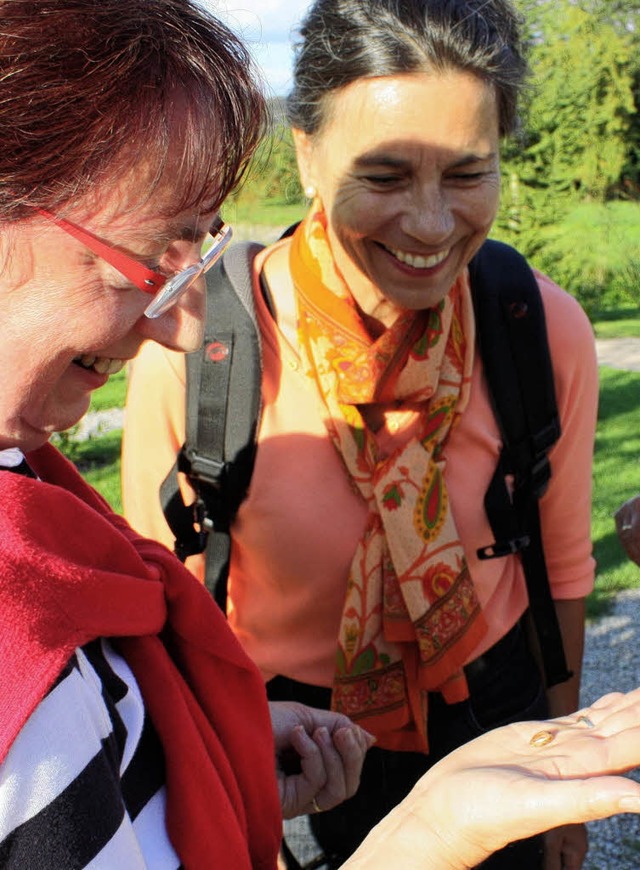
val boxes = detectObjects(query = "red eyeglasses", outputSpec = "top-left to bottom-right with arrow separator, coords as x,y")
38,209 -> 232,318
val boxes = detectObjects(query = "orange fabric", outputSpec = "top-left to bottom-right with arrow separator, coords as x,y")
289,212 -> 487,751
121,245 -> 597,697
1,444 -> 281,870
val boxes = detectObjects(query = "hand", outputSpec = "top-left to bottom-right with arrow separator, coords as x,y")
543,823 -> 587,870
268,701 -> 375,820
342,689 -> 640,870
614,495 -> 640,565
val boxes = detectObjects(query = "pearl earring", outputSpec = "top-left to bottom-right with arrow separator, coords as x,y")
304,184 -> 317,199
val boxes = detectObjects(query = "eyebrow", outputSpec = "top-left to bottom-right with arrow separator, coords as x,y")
124,214 -> 219,252
354,151 -> 498,169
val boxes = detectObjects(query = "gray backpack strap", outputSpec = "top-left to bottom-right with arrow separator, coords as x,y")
160,241 -> 264,610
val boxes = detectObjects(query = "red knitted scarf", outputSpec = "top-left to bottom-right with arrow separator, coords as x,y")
0,443 -> 281,869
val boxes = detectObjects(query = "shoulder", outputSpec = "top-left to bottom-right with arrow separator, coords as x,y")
533,269 -> 596,363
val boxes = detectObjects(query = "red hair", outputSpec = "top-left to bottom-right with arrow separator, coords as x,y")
0,0 -> 267,220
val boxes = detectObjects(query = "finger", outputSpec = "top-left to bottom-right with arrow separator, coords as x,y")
311,726 -> 349,810
288,724 -> 327,795
546,824 -> 588,870
542,844 -> 561,870
520,777 -> 640,839
285,724 -> 347,814
331,726 -> 369,798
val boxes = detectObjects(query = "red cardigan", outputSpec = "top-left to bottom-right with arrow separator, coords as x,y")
0,443 -> 281,869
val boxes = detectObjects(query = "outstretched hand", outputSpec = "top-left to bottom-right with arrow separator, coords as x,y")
343,689 -> 640,870
269,701 -> 376,820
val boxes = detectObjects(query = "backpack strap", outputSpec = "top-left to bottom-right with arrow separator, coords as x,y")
469,239 -> 571,688
160,241 -> 264,609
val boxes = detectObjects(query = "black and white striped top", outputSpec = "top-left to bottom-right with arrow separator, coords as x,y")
0,638 -> 182,868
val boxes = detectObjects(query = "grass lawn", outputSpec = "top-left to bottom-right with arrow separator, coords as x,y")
88,368 -> 127,412
590,366 -> 640,615
72,429 -> 123,512
592,311 -> 640,339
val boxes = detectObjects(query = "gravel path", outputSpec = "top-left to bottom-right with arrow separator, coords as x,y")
582,339 -> 640,867
74,407 -> 124,439
580,589 -> 640,869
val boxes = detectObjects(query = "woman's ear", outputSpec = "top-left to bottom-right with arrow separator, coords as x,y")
292,127 -> 316,196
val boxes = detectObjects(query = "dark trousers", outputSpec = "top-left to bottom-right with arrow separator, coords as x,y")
269,619 -> 547,870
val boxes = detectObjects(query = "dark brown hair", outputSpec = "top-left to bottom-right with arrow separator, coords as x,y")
0,0 -> 267,220
287,0 -> 528,137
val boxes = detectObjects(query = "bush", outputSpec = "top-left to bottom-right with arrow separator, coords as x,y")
495,198 -> 640,317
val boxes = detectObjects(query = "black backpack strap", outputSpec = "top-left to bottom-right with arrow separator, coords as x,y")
161,241 -> 264,609
469,239 -> 571,688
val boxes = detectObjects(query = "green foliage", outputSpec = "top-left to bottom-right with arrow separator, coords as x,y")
228,126 -> 303,213
222,199 -> 306,231
498,0 -> 639,280
527,5 -> 634,199
495,201 -> 640,316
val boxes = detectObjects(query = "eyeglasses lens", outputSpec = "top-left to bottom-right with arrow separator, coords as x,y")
144,224 -> 233,319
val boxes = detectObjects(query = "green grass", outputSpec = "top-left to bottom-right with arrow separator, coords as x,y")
88,368 -> 127,413
589,367 -> 640,616
59,428 -> 123,513
77,433 -> 122,513
221,199 -> 306,228
591,309 -> 640,339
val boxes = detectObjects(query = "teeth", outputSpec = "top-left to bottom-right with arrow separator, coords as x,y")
93,358 -> 125,375
76,355 -> 97,368
74,355 -> 125,375
387,246 -> 449,269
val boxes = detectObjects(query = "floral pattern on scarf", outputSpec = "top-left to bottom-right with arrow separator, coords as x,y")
290,208 -> 487,752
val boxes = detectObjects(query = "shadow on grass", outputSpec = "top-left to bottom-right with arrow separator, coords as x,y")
597,369 -> 640,425
589,528 -> 640,619
589,368 -> 640,619
67,430 -> 122,471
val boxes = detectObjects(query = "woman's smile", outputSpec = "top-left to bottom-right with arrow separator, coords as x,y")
379,242 -> 451,271
294,70 -> 501,328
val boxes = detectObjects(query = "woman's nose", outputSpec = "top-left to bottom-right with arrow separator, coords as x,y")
137,277 -> 206,353
401,185 -> 455,242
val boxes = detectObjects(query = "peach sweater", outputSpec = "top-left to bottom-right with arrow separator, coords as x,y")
122,244 -> 597,687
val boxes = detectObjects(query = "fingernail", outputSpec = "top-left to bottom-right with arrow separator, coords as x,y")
342,729 -> 356,748
315,726 -> 330,745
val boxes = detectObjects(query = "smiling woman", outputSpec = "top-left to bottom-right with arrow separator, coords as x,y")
4,0 -> 640,869
0,0 -> 264,454
123,1 -> 600,868
0,1 -> 375,867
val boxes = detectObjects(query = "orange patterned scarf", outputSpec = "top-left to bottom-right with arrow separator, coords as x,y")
290,208 -> 488,753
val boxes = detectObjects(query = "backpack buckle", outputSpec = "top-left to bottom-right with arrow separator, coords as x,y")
181,449 -> 227,489
477,535 -> 530,560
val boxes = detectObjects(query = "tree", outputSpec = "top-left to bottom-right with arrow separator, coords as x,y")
510,0 -> 635,201
231,126 -> 303,210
